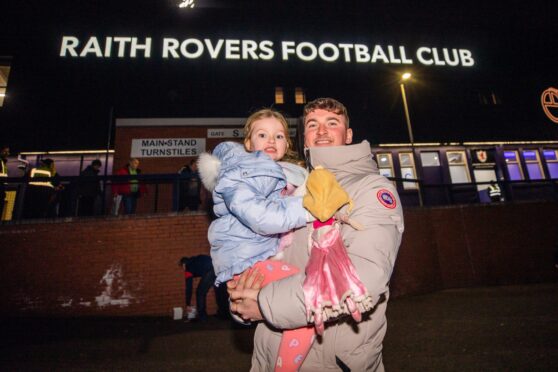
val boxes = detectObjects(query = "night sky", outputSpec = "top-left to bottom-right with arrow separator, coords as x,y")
1,1 -> 557,152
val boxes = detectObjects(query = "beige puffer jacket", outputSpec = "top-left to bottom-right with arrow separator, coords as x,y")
253,141 -> 404,371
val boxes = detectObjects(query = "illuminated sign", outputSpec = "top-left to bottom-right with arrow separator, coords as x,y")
541,87 -> 558,124
207,128 -> 296,138
131,138 -> 206,157
207,128 -> 243,138
59,36 -> 475,67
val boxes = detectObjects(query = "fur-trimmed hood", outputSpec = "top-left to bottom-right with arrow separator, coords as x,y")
197,152 -> 221,192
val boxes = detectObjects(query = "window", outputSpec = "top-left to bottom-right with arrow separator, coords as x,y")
543,149 -> 558,179
522,150 -> 545,180
0,64 -> 10,107
376,153 -> 394,178
274,87 -> 284,104
503,150 -> 524,180
295,87 -> 306,105
399,152 -> 418,190
446,151 -> 471,183
420,152 -> 440,167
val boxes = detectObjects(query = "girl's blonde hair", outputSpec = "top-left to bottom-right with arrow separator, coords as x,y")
243,109 -> 298,161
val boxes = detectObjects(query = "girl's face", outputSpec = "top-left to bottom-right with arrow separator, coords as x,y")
247,117 -> 288,161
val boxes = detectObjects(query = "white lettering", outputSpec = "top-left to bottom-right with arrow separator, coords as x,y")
113,37 -> 132,58
443,48 -> 460,66
297,42 -> 317,61
79,37 -> 103,58
281,41 -> 296,61
225,39 -> 241,59
416,47 -> 433,65
60,36 -> 79,57
338,44 -> 354,62
355,44 -> 370,63
162,38 -> 180,58
387,45 -> 401,64
204,39 -> 224,59
259,41 -> 274,60
371,45 -> 389,63
400,46 -> 413,64
459,49 -> 475,67
432,48 -> 446,66
130,37 -> 151,58
104,37 -> 112,57
57,36 -> 476,68
318,43 -> 339,62
181,38 -> 204,59
242,40 -> 258,60
354,44 -> 370,63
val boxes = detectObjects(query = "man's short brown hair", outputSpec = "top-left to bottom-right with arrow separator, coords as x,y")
303,98 -> 350,128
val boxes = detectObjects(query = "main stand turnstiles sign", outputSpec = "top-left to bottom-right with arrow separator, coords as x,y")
131,138 -> 206,158
59,36 -> 475,67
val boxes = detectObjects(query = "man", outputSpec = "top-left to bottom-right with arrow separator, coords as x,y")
77,159 -> 102,216
0,146 -> 9,218
179,255 -> 229,321
23,158 -> 60,218
178,158 -> 202,212
229,98 -> 404,371
112,158 -> 147,214
488,181 -> 502,202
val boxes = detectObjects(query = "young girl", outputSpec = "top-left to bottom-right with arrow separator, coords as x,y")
198,109 -> 317,371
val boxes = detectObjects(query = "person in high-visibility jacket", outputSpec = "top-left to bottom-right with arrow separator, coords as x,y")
0,145 -> 9,217
488,181 -> 502,202
23,158 -> 60,218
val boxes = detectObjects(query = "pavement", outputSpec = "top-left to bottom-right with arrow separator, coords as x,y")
1,282 -> 557,371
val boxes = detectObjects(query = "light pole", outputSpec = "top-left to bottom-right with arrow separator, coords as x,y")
400,72 -> 423,206
400,72 -> 414,144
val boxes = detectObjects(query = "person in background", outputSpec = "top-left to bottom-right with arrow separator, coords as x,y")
24,158 -> 61,218
0,145 -> 9,218
179,255 -> 229,321
488,181 -> 502,202
178,158 -> 202,212
77,159 -> 102,216
112,158 -> 147,214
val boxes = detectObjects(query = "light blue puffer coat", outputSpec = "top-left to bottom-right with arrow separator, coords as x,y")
203,142 -> 308,285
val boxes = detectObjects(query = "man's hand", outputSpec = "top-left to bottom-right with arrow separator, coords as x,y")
226,268 -> 265,321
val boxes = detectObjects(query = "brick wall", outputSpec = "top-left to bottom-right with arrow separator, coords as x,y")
390,201 -> 558,297
0,212 -> 214,317
1,202 -> 557,317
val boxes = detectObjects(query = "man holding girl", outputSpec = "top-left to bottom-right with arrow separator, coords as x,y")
202,98 -> 404,371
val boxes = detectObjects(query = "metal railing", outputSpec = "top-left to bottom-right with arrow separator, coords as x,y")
1,174 -> 557,221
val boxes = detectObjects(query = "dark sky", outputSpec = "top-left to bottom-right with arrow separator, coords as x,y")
1,1 -> 557,151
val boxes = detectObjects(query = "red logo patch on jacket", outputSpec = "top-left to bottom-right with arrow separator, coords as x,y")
377,189 -> 397,209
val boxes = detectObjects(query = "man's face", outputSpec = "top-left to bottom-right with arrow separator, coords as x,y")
0,147 -> 9,159
304,109 -> 353,148
130,159 -> 140,170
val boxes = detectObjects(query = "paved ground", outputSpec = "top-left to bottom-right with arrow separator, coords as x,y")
1,283 -> 557,371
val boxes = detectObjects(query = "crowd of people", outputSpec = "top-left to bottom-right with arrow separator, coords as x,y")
0,152 -> 209,219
